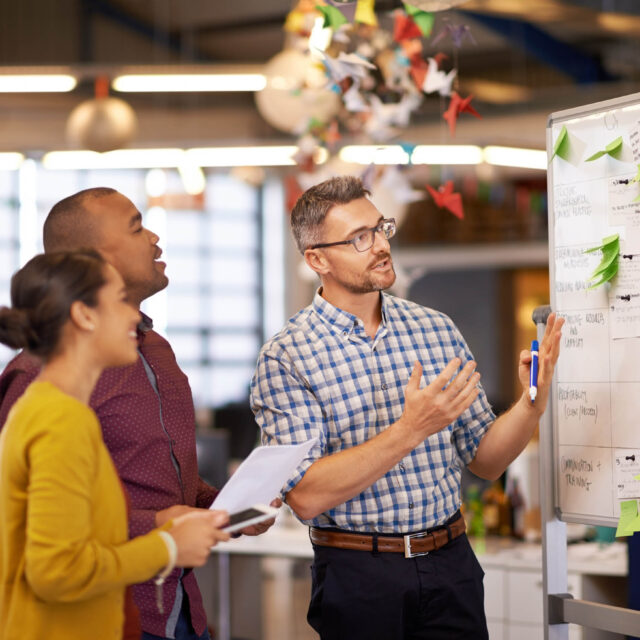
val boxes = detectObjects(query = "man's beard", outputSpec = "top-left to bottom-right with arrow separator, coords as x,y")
338,258 -> 396,295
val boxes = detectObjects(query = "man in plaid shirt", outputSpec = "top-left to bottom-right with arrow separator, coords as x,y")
251,176 -> 563,640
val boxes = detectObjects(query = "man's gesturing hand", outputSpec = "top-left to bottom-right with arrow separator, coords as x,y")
400,358 -> 480,445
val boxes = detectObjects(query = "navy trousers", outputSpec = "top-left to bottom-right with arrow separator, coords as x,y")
308,532 -> 488,640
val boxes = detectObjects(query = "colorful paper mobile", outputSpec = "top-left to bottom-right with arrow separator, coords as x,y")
393,12 -> 423,42
443,91 -> 481,136
431,21 -> 476,48
585,136 -> 623,162
326,0 -> 358,22
402,4 -> 435,37
426,180 -> 464,219
584,233 -> 620,289
355,0 -> 378,26
365,93 -> 422,141
422,57 -> 456,96
321,51 -> 376,113
316,4 -> 348,28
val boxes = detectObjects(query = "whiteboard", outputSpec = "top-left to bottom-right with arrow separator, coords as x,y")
548,92 -> 640,526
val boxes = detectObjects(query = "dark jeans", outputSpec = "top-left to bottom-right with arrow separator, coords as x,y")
141,596 -> 211,640
308,532 -> 487,640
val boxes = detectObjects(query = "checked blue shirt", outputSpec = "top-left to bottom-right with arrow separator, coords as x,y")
250,290 -> 495,533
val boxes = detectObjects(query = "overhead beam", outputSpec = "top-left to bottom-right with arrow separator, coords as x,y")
80,0 -> 213,61
461,10 -> 615,84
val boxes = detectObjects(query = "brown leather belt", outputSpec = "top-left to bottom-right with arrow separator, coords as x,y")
310,513 -> 466,559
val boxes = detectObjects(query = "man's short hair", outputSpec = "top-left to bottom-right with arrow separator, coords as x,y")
290,176 -> 370,254
43,187 -> 117,253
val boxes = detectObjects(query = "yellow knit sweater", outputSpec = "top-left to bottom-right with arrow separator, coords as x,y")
0,381 -> 170,640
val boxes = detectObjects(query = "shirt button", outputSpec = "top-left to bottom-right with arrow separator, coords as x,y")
381,383 -> 388,390
343,330 -> 347,336
399,463 -> 405,472
408,502 -> 414,509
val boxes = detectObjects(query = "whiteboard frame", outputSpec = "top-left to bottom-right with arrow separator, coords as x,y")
547,91 -> 640,526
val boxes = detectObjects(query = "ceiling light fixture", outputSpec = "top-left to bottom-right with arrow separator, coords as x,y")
0,152 -> 25,170
112,73 -> 267,92
412,145 -> 484,165
0,74 -> 76,92
42,146 -> 319,170
483,145 -> 547,170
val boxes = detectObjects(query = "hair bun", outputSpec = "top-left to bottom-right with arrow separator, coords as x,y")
0,306 -> 37,350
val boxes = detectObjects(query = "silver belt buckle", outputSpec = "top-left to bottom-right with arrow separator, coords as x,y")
403,531 -> 430,558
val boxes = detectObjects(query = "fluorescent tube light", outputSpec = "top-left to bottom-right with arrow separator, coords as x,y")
412,145 -> 483,165
112,74 -> 266,92
0,75 -> 76,92
483,146 -> 546,170
43,146 -> 323,170
43,149 -> 185,170
0,152 -> 24,170
186,146 -> 302,167
339,145 -> 411,165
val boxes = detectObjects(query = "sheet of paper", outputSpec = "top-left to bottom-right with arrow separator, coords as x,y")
556,310 -> 609,383
554,245 -> 608,310
211,438 -> 318,512
609,250 -> 640,339
630,122 -> 640,163
615,499 -> 638,537
557,445 -> 612,518
608,174 -> 640,229
614,449 -> 640,499
557,383 -> 610,447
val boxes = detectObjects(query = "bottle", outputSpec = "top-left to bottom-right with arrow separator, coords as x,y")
465,485 -> 485,537
482,481 -> 511,536
507,477 -> 525,539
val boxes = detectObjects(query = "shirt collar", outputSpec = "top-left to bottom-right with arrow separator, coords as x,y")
312,288 -> 390,336
136,311 -> 153,345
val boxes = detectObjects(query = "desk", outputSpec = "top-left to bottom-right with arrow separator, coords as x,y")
210,520 -> 627,640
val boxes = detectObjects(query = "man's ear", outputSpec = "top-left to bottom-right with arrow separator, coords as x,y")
304,248 -> 330,276
69,300 -> 97,332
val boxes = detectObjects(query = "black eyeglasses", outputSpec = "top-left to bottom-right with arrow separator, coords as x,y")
310,218 -> 396,252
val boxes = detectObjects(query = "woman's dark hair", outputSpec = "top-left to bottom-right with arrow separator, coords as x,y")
0,249 -> 107,360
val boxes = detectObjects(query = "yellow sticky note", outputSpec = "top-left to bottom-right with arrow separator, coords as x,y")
616,499 -> 638,537
634,473 -> 640,481
355,0 -> 378,26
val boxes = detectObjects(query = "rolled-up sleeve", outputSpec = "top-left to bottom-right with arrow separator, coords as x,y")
449,327 -> 496,464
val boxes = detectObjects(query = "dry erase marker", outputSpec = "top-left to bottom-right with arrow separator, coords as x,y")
529,340 -> 539,403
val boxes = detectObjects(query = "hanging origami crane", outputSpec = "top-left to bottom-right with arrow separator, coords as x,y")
422,57 -> 456,96
321,51 -> 377,113
443,91 -> 481,136
431,21 -> 476,48
393,11 -> 423,42
426,180 -> 464,219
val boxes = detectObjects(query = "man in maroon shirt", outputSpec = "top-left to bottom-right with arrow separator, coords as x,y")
0,187 -> 273,640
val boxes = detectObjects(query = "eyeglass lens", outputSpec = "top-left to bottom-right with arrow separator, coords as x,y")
354,219 -> 396,252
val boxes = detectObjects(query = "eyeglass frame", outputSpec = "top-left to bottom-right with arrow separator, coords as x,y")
308,217 -> 397,253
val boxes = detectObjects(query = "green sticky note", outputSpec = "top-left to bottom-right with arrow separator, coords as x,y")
616,499 -> 638,537
631,165 -> 640,183
586,136 -> 623,162
403,4 -> 434,36
584,234 -> 620,288
551,125 -> 569,161
316,4 -> 348,28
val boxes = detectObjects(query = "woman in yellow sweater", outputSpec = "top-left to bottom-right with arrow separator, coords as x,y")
0,250 -> 230,640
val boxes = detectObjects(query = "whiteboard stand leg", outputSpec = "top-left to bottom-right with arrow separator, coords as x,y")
217,551 -> 231,640
535,307 -> 569,640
